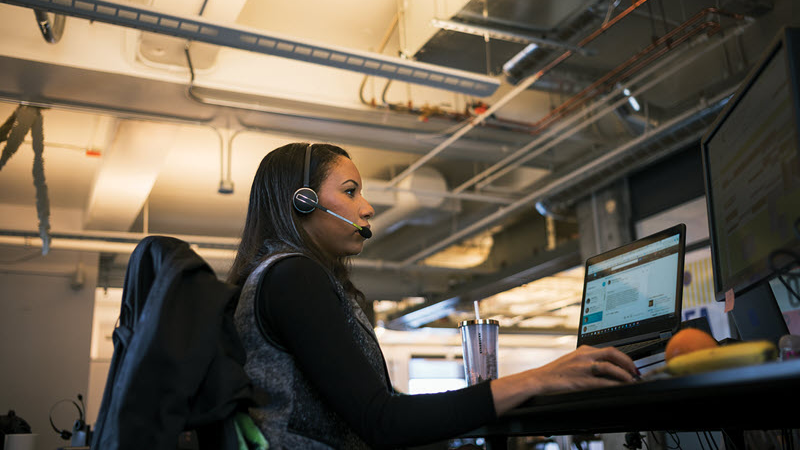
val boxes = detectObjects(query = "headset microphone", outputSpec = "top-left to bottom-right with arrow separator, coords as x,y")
292,143 -> 372,239
294,191 -> 372,239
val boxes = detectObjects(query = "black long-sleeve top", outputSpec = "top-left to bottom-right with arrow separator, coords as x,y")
256,256 -> 497,448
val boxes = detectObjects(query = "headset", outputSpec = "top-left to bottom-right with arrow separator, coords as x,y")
292,143 -> 372,239
49,394 -> 86,441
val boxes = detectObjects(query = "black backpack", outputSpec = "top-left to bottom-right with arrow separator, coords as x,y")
0,410 -> 32,450
90,236 -> 265,450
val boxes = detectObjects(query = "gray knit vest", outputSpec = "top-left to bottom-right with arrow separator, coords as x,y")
234,253 -> 391,449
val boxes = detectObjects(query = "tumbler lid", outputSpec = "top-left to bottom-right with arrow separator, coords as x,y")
458,319 -> 500,328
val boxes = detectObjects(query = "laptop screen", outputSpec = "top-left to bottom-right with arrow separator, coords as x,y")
577,224 -> 686,348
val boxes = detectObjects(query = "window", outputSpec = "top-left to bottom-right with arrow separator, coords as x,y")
407,356 -> 466,394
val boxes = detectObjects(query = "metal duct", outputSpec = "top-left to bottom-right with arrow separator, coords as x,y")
367,167 -> 450,241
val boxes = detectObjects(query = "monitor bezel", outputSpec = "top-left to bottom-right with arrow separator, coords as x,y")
700,27 -> 800,301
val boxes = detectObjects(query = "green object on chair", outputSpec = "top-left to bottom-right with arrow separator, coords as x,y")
234,412 -> 268,450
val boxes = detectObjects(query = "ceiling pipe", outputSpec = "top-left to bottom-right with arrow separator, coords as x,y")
456,15 -> 747,193
33,8 -> 65,43
517,8 -> 744,138
384,0 -> 653,190
359,12 -> 399,107
0,229 -> 490,274
397,83 -> 740,268
470,32 -> 724,190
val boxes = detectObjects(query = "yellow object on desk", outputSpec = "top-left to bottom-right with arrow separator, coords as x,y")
664,340 -> 779,376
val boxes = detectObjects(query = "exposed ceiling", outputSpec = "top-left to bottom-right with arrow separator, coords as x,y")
0,0 -> 793,334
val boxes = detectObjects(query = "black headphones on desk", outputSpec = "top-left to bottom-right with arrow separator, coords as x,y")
49,394 -> 86,440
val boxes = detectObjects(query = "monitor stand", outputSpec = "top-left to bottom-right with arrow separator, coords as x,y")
728,282 -> 789,345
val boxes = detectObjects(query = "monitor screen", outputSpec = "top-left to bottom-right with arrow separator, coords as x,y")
581,233 -> 682,337
576,223 -> 685,348
702,28 -> 800,300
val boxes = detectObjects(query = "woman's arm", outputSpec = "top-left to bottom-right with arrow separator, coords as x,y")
490,345 -> 640,415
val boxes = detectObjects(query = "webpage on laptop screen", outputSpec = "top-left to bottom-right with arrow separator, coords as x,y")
581,234 -> 680,337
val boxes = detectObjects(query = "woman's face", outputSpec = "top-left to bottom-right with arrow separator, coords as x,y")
302,155 -> 375,257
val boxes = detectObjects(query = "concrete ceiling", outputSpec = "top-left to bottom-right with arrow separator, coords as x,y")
0,0 -> 794,333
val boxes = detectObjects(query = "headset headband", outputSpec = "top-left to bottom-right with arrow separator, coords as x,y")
303,143 -> 312,188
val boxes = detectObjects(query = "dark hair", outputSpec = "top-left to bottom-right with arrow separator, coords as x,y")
227,142 -> 364,304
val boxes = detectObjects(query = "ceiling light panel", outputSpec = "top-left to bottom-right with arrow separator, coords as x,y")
3,0 -> 500,97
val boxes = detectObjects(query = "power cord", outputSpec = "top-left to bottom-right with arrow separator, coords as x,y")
721,429 -> 740,450
768,248 -> 800,302
664,431 -> 682,449
695,432 -> 707,450
624,432 -> 643,449
705,430 -> 719,449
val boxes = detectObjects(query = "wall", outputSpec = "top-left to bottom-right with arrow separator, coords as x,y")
0,246 -> 98,450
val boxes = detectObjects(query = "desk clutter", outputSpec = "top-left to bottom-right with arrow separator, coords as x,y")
636,326 -> 800,381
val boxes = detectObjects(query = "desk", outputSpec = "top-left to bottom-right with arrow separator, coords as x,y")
467,359 -> 800,445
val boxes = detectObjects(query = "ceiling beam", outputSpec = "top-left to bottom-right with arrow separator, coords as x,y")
1,0 -> 500,97
84,121 -> 176,231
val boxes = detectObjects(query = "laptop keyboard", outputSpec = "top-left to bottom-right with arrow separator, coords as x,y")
616,337 -> 669,357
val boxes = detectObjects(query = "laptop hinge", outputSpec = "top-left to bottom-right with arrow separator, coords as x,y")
659,331 -> 673,340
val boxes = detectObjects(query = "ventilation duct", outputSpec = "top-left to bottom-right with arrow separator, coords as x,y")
366,167 -> 452,241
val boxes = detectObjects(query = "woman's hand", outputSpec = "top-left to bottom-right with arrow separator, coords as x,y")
490,346 -> 639,415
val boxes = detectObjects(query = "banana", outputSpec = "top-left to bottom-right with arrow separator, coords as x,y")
665,340 -> 778,376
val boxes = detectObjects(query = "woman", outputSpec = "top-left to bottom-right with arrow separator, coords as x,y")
229,142 -> 638,449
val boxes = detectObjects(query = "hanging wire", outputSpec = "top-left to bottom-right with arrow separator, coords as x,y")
0,105 -> 51,254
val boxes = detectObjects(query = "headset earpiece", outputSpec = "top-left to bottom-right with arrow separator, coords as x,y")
293,187 -> 318,214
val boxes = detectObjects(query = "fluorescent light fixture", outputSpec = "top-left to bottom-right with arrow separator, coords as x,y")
621,87 -> 641,111
5,0 -> 500,97
503,43 -> 539,74
535,201 -> 548,216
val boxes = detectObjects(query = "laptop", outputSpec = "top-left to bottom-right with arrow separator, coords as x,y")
576,223 -> 687,360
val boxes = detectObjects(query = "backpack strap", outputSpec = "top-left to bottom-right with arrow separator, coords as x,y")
245,253 -> 305,353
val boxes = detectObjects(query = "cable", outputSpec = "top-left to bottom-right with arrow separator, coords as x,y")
695,432 -> 707,450
768,249 -> 800,302
652,431 -> 682,450
781,429 -> 795,450
0,249 -> 43,264
721,429 -> 740,450
706,431 -> 719,449
667,431 -> 682,450
794,217 -> 800,239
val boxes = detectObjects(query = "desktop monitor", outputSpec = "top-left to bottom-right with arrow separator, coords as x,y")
701,27 -> 800,342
